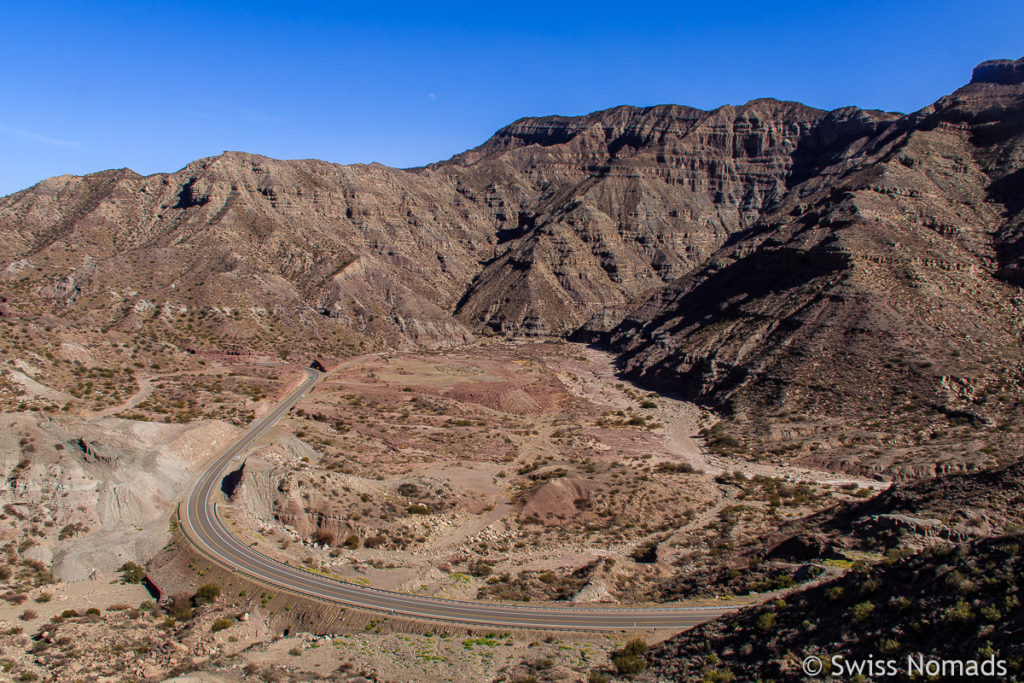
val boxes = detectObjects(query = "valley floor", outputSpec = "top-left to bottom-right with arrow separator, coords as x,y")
0,340 -> 891,681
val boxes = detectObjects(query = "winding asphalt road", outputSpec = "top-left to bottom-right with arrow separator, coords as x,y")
179,367 -> 736,630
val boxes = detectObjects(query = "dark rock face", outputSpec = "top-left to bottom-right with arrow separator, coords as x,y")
971,57 -> 1024,85
646,533 -> 1024,682
765,533 -> 840,562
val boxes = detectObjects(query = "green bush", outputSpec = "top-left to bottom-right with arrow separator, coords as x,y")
612,653 -> 647,675
194,583 -> 222,604
210,617 -> 234,632
611,638 -> 648,675
945,599 -> 974,623
851,601 -> 875,622
117,562 -> 146,584
756,611 -> 778,633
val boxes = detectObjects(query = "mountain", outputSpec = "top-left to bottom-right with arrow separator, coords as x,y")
593,57 -> 1024,478
2,57 -> 1023,477
0,154 -> 493,353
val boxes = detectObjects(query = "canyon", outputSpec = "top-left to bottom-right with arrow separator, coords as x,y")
0,56 -> 1021,681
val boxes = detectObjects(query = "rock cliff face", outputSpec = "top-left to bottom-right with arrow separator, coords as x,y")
2,58 -> 1023,475
595,58 -> 1024,475
449,101 -> 898,334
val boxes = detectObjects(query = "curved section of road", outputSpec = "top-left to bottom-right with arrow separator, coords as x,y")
180,368 -> 736,630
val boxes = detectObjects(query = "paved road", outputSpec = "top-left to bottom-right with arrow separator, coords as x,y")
180,367 -> 736,630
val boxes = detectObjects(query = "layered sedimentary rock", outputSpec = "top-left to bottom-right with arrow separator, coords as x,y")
2,58 -> 1023,475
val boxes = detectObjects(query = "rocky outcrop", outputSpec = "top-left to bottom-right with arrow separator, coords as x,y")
971,57 -> 1024,85
450,101 -> 896,335
0,414 -> 237,581
851,513 -> 971,543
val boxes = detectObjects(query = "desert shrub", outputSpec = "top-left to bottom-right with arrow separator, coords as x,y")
880,638 -> 901,653
118,562 -> 146,584
945,599 -> 974,623
194,583 -> 222,604
312,529 -> 335,546
2,592 -> 27,606
611,638 -> 648,675
756,611 -> 778,633
363,534 -> 386,548
407,504 -> 432,515
167,593 -> 193,620
654,462 -> 696,474
750,573 -> 796,592
211,618 -> 233,632
851,601 -> 875,622
343,534 -> 361,550
631,541 -> 658,564
57,522 -> 88,541
21,560 -> 52,586
33,592 -> 51,603
18,609 -> 37,621
468,559 -> 494,577
981,605 -> 1002,622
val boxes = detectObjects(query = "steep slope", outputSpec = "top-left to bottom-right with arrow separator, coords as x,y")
645,533 -> 1024,681
0,153 -> 501,353
448,101 -> 897,335
655,460 -> 1024,602
598,57 -> 1024,478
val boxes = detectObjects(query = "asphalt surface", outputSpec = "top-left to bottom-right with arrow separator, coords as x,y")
180,367 -> 736,630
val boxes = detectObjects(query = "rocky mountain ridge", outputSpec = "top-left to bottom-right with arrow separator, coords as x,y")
2,57 -> 1023,478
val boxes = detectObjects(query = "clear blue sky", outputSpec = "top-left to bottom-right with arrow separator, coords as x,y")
2,0 -> 1022,196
